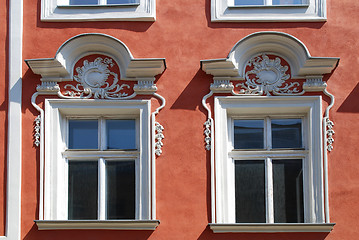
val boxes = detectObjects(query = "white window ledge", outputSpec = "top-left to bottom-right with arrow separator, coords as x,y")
35,220 -> 160,230
209,223 -> 335,233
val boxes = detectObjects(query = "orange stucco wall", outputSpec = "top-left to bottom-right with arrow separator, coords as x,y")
0,0 -> 8,237
19,0 -> 359,239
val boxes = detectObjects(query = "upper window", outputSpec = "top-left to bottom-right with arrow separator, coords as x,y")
42,0 -> 155,21
211,0 -> 326,22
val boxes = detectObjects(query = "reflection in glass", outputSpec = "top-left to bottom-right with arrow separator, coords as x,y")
106,119 -> 136,150
235,0 -> 264,5
234,120 -> 264,149
70,0 -> 98,5
273,159 -> 304,223
68,161 -> 98,220
68,120 -> 98,149
272,119 -> 302,149
273,0 -> 306,5
235,160 -> 266,223
107,161 -> 135,219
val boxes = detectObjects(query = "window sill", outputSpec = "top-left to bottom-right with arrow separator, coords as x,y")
209,223 -> 335,233
35,220 -> 160,230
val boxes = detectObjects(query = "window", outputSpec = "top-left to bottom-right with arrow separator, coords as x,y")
66,118 -> 137,220
41,0 -> 155,21
43,99 -> 152,224
211,96 -> 334,232
211,0 -> 326,22
232,117 -> 305,223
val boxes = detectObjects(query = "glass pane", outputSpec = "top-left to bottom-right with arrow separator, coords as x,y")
272,119 -> 302,149
107,161 -> 135,219
68,120 -> 98,149
235,160 -> 266,223
70,0 -> 98,5
106,119 -> 136,150
273,0 -> 306,5
107,0 -> 137,4
68,161 -> 98,220
273,159 -> 304,223
235,0 -> 264,5
234,120 -> 264,149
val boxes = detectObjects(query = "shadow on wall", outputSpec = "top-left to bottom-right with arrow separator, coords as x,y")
337,82 -> 359,113
170,69 -> 209,113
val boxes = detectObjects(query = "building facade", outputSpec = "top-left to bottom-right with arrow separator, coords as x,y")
1,0 -> 359,239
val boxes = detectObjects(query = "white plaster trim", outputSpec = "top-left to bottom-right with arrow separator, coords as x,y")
41,0 -> 156,21
201,32 -> 339,80
209,223 -> 335,233
35,220 -> 160,230
211,0 -> 326,22
4,0 -> 23,238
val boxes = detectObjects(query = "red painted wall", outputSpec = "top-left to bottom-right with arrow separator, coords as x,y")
20,0 -> 359,239
0,0 -> 8,236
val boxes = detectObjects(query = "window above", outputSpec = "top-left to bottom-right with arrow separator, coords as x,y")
42,0 -> 155,21
211,0 -> 326,22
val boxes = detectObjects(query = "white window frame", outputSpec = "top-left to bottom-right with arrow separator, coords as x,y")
43,99 -> 151,221
41,0 -> 156,21
214,96 -> 325,226
211,0 -> 326,22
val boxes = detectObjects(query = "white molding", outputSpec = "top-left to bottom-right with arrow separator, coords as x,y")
201,32 -> 339,80
5,0 -> 23,238
214,96 -> 324,224
209,223 -> 335,233
44,99 -> 152,221
211,0 -> 326,22
35,220 -> 160,230
41,0 -> 156,21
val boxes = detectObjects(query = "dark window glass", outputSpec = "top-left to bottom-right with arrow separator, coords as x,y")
107,161 -> 135,219
273,159 -> 304,223
68,161 -> 98,220
106,119 -> 136,150
273,0 -> 305,5
272,119 -> 302,149
235,0 -> 264,5
68,120 -> 98,149
234,120 -> 264,149
107,0 -> 137,4
70,0 -> 98,5
235,160 -> 266,223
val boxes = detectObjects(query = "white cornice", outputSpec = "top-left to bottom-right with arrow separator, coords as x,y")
201,32 -> 339,79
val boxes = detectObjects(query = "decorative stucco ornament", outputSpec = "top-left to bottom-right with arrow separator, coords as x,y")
238,54 -> 302,96
154,122 -> 164,156
34,115 -> 41,147
204,119 -> 211,150
326,118 -> 335,151
63,57 -> 130,99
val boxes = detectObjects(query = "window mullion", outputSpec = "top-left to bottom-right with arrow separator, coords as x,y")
266,157 -> 274,223
98,157 -> 106,220
266,117 -> 271,150
266,0 -> 273,6
99,0 -> 106,5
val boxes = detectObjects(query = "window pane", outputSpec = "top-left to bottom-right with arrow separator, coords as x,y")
272,119 -> 302,149
68,120 -> 98,149
107,161 -> 135,219
106,119 -> 136,150
70,0 -> 98,5
234,120 -> 264,149
68,161 -> 98,220
273,159 -> 304,223
273,0 -> 306,5
235,0 -> 264,5
235,160 -> 266,223
107,0 -> 137,4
